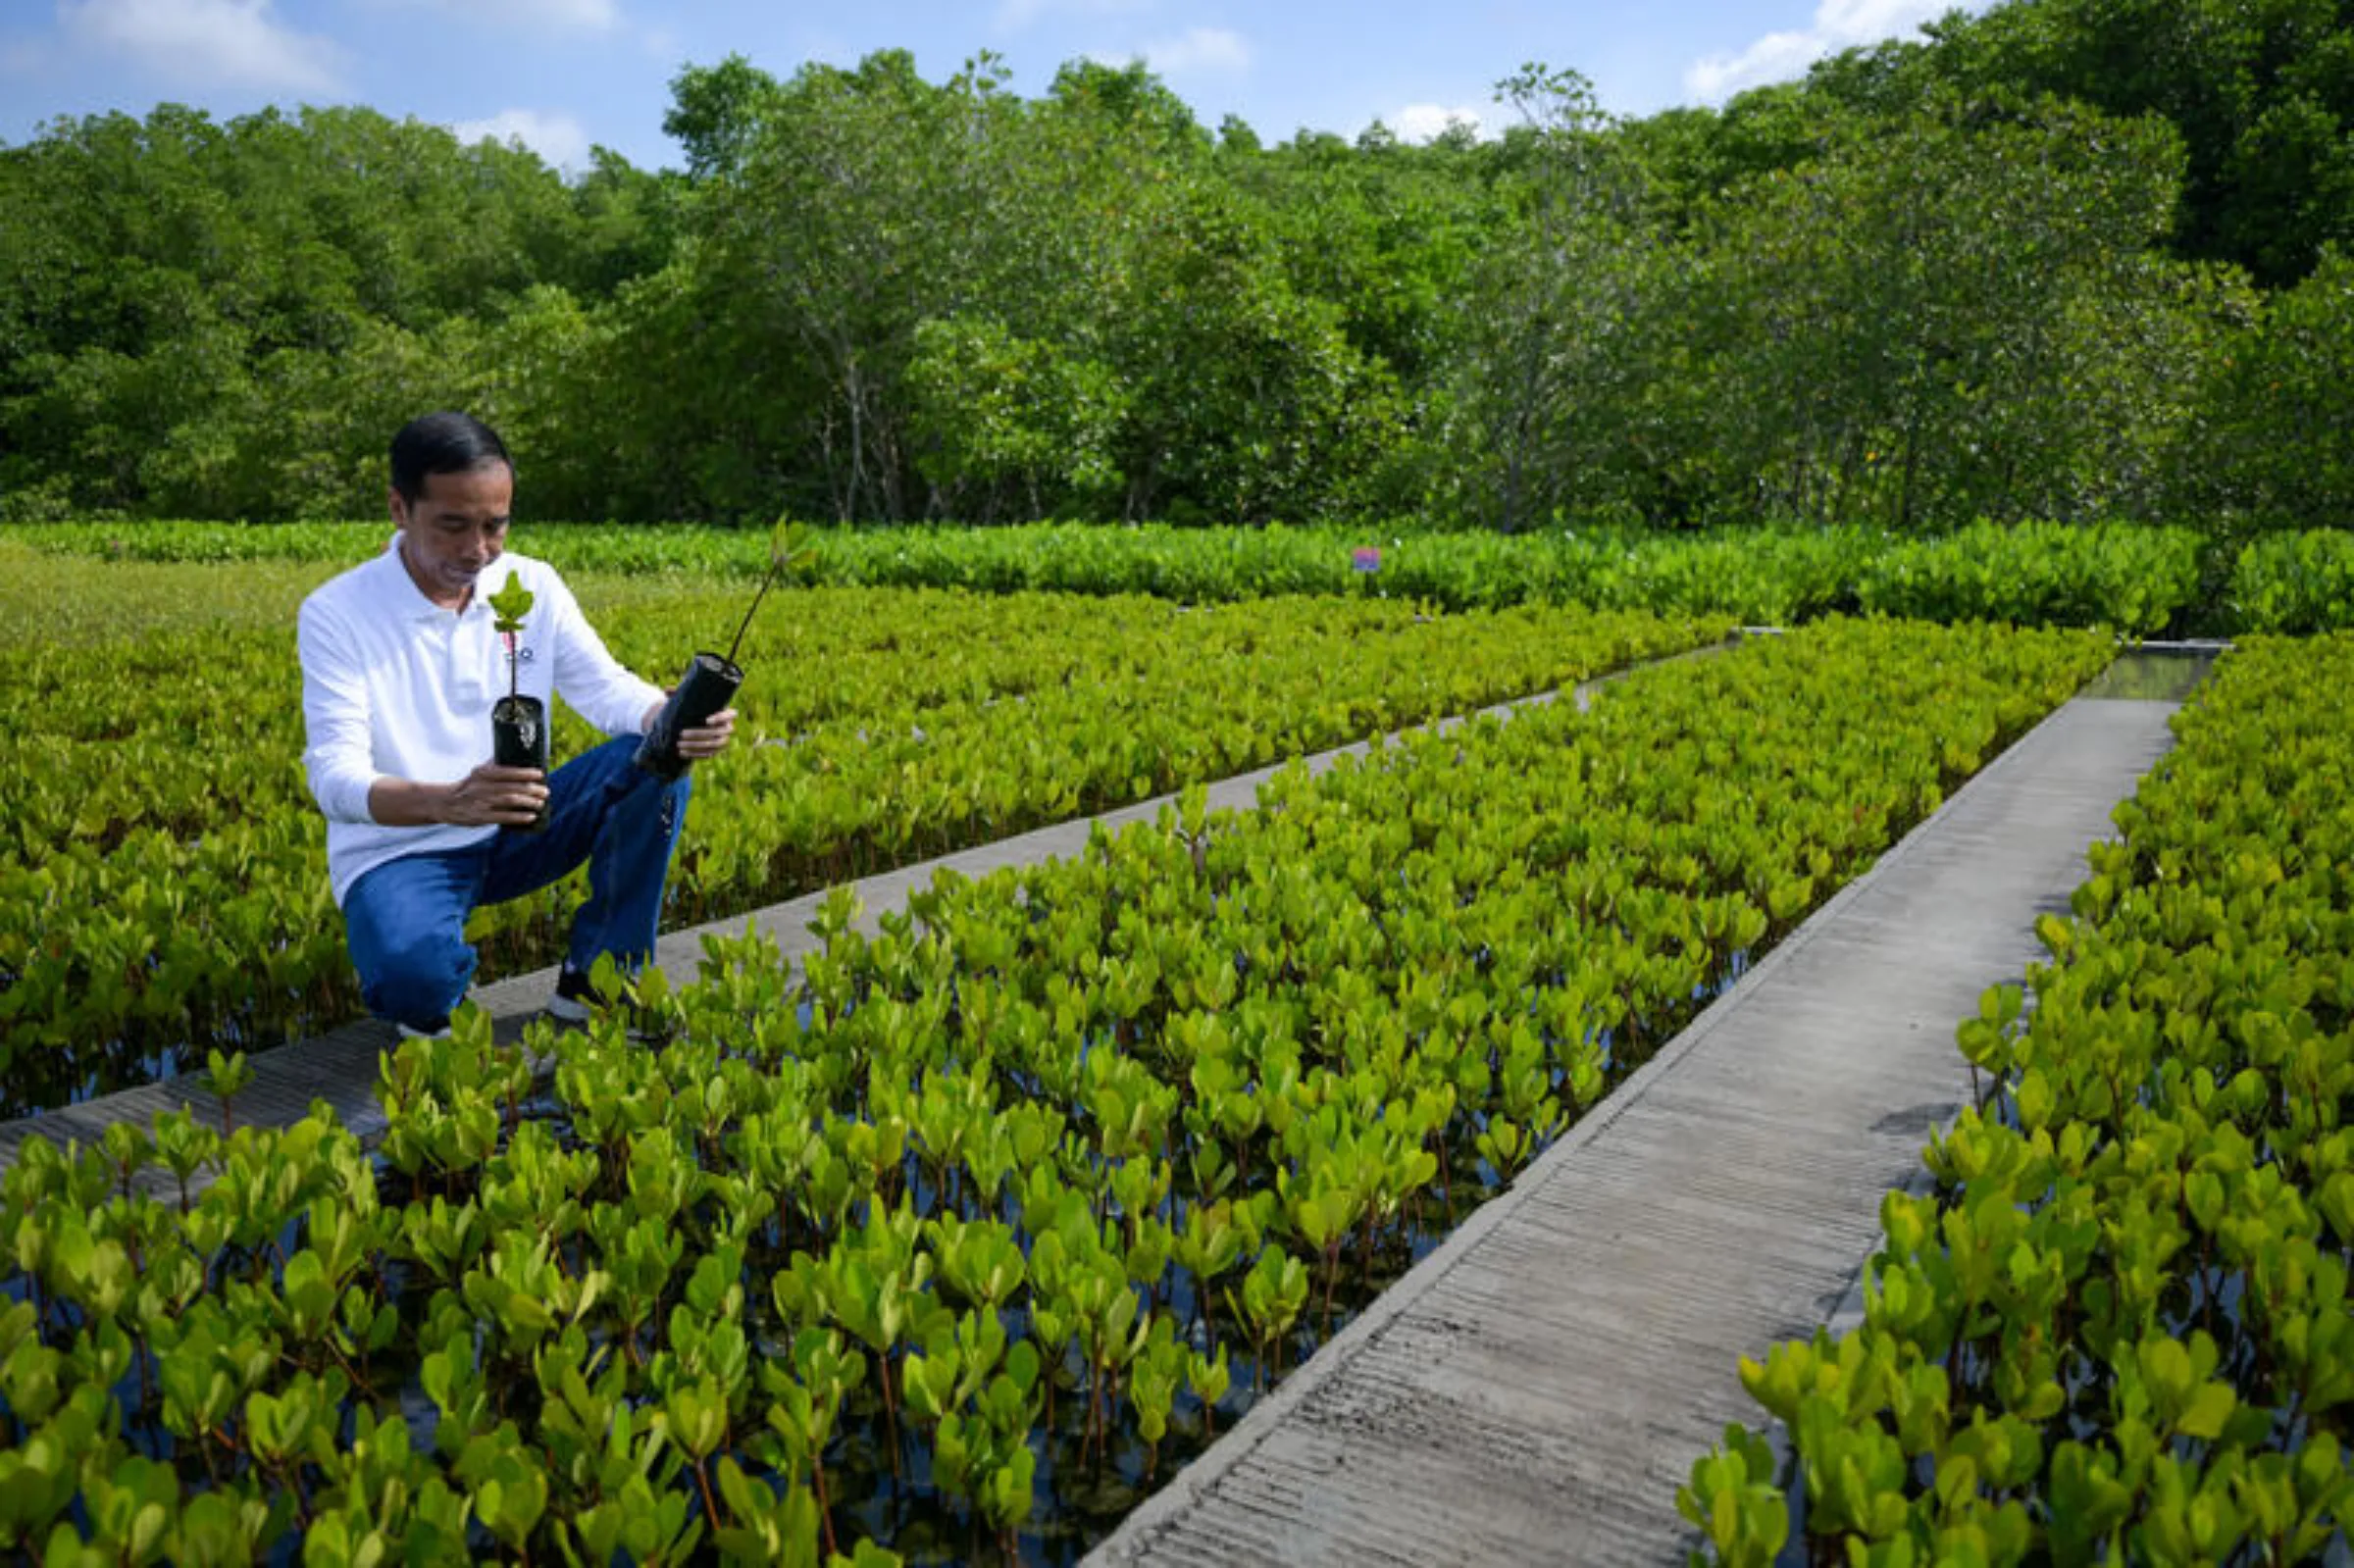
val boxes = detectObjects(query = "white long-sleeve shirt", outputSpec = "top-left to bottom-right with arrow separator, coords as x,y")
298,541 -> 666,904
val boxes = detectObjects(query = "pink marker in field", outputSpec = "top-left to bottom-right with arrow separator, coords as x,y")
1352,545 -> 1382,574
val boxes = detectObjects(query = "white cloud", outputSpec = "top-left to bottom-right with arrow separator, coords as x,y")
996,0 -> 1151,30
448,107 -> 591,170
506,0 -> 618,26
1393,103 -> 1490,143
1684,0 -> 1979,103
60,0 -> 345,93
1136,25 -> 1250,76
380,0 -> 620,32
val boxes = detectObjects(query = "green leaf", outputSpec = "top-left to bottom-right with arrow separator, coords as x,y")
486,575 -> 535,635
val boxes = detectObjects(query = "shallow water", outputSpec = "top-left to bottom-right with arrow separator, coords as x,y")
2078,646 -> 2222,702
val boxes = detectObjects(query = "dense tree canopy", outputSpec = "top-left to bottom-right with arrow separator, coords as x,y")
1,0 -> 2348,533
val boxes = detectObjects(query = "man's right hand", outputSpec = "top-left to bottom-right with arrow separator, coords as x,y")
367,766 -> 547,828
441,763 -> 549,827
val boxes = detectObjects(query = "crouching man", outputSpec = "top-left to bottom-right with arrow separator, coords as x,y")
297,412 -> 735,1036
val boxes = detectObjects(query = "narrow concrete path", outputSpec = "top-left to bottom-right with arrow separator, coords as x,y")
0,648 -> 1720,1182
1086,694 -> 2183,1568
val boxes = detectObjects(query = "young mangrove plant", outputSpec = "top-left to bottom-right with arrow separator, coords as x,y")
638,519 -> 820,780
486,574 -> 547,831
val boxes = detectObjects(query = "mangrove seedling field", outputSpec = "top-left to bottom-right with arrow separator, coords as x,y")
3,518 -> 2347,1563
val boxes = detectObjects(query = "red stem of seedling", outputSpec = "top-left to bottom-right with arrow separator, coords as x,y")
691,1454 -> 722,1542
880,1357 -> 903,1481
815,1462 -> 838,1558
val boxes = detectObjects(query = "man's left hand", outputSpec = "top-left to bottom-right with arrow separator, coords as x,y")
681,707 -> 738,761
643,699 -> 738,763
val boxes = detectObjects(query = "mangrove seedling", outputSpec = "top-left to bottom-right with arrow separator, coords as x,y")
488,575 -> 534,700
195,1047 -> 253,1138
729,518 -> 820,667
486,574 -> 548,830
637,518 -> 821,780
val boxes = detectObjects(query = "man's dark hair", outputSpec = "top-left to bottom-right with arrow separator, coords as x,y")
390,412 -> 512,505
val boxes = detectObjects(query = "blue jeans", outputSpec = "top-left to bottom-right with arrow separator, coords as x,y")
342,736 -> 691,1032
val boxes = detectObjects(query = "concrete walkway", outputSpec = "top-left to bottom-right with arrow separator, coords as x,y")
0,648 -> 1721,1183
1086,693 -> 2184,1567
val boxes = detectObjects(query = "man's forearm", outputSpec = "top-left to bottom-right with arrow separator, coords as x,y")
366,777 -> 454,827
371,765 -> 549,829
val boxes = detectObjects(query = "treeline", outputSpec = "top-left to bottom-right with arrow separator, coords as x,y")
1,0 -> 2348,534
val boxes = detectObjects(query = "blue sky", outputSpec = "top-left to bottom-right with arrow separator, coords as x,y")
1,0 -> 1993,172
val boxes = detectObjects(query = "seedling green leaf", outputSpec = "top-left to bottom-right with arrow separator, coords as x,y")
487,576 -> 535,637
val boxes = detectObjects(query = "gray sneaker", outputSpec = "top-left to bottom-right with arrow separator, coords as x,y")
544,967 -> 596,1024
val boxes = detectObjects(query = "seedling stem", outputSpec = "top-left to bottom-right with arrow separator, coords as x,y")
488,576 -> 536,701
728,520 -> 820,667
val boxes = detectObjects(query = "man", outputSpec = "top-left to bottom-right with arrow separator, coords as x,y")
298,412 -> 735,1036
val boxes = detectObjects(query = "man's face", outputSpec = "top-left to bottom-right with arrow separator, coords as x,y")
390,463 -> 514,609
